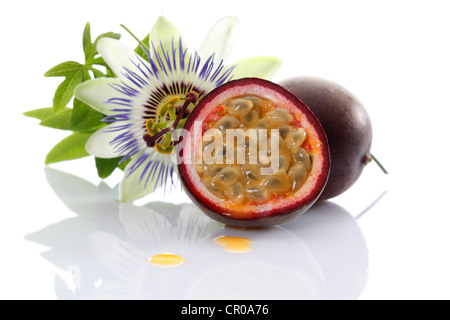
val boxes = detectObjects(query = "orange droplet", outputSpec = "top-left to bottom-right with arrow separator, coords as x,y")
214,236 -> 252,253
149,254 -> 184,267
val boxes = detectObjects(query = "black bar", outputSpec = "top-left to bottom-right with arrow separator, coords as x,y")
149,301 -> 290,319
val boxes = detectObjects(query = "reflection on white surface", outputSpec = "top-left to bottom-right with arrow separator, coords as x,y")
25,168 -> 368,300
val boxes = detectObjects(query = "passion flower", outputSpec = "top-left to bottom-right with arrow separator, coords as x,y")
74,17 -> 281,202
178,78 -> 330,227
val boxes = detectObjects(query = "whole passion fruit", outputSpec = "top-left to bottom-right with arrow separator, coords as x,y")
279,76 -> 376,200
178,78 -> 330,227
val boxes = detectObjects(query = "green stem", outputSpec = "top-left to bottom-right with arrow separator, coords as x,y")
120,24 -> 150,53
369,154 -> 389,174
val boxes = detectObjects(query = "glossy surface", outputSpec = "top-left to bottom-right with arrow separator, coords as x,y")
21,167 -> 368,299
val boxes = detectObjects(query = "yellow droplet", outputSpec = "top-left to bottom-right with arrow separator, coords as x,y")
149,254 -> 184,267
214,236 -> 252,253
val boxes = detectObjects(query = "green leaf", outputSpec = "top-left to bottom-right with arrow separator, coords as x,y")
45,132 -> 91,164
95,157 -> 123,179
83,23 -> 121,62
106,67 -> 116,78
70,99 -> 105,131
82,67 -> 91,82
52,68 -> 84,113
95,156 -> 131,179
40,108 -> 72,129
91,68 -> 107,78
86,57 -> 110,78
26,102 -> 104,132
28,23 -> 124,166
118,158 -> 131,171
45,61 -> 84,78
83,23 -> 96,61
23,108 -> 54,121
89,56 -> 107,66
83,25 -> 121,79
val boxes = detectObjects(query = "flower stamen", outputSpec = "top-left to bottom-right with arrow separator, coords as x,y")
145,118 -> 158,136
143,91 -> 198,151
172,91 -> 198,128
155,144 -> 175,154
158,96 -> 181,118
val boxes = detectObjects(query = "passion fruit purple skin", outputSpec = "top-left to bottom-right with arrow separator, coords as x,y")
178,78 -> 330,228
279,77 -> 373,200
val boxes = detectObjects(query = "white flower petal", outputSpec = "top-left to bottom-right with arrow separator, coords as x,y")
231,56 -> 282,80
150,16 -> 184,57
119,151 -> 162,202
74,78 -> 125,115
86,125 -> 120,158
198,17 -> 239,65
97,38 -> 149,82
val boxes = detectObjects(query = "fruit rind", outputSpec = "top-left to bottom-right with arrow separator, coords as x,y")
280,76 -> 372,200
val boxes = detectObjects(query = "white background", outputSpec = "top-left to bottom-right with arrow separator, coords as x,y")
1,0 -> 450,300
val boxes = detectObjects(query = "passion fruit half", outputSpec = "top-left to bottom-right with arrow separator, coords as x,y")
178,78 -> 330,227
